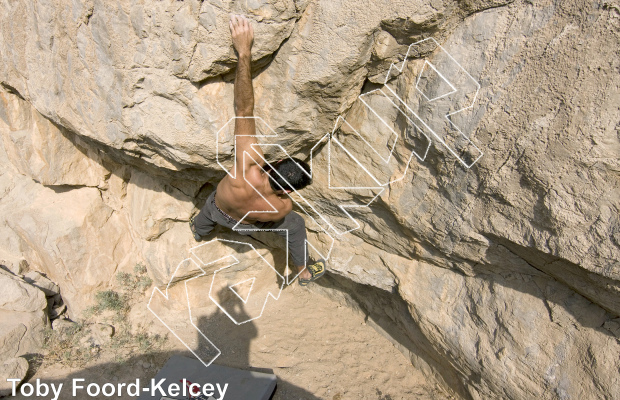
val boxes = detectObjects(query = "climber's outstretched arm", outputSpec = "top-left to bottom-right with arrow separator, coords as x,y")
229,14 -> 263,178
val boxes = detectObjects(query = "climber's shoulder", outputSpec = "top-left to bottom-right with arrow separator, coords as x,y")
216,167 -> 266,200
225,160 -> 266,188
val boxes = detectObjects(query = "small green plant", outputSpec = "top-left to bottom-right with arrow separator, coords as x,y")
107,318 -> 168,364
41,323 -> 96,368
116,264 -> 153,296
134,264 -> 148,275
97,290 -> 126,311
84,264 -> 152,318
43,265 -> 166,369
84,290 -> 127,317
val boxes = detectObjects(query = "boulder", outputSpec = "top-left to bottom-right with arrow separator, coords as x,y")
0,322 -> 26,362
80,323 -> 115,347
0,170 -> 137,316
51,318 -> 79,339
0,250 -> 28,275
0,357 -> 29,397
23,271 -> 60,297
0,269 -> 47,313
0,0 -> 618,398
0,309 -> 48,360
48,303 -> 67,320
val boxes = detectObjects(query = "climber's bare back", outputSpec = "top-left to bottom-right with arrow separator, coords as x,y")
215,168 -> 292,224
214,15 -> 292,224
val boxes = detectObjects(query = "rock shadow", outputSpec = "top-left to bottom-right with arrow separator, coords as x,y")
11,285 -> 319,400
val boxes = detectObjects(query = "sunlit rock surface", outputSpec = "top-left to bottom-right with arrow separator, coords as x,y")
1,0 -> 619,398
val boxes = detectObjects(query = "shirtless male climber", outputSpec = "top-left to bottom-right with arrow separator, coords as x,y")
189,14 -> 326,286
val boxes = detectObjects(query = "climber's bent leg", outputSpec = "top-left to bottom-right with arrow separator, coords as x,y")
191,191 -> 219,238
263,211 -> 310,269
256,211 -> 325,285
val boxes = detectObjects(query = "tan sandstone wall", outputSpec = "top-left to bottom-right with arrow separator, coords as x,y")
1,0 -> 619,398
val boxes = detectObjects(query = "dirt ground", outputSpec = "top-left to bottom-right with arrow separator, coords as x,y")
12,271 -> 451,400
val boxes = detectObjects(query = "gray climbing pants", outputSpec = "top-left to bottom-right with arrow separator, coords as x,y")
193,190 -> 310,267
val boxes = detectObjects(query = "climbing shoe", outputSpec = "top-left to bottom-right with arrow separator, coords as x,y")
298,259 -> 326,286
189,216 -> 201,241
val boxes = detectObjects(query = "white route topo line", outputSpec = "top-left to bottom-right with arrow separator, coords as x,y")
148,36 -> 484,368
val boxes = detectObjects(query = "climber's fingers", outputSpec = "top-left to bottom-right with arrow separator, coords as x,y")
241,16 -> 253,36
230,14 -> 250,33
237,15 -> 247,31
230,14 -> 253,50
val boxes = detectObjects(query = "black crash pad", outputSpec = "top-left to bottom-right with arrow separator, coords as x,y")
137,355 -> 276,400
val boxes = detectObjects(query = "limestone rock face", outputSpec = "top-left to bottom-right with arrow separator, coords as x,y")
126,170 -> 196,241
0,357 -> 29,397
0,250 -> 29,275
0,91 -> 107,187
0,269 -> 47,313
0,321 -> 27,362
0,309 -> 48,360
0,271 -> 49,371
1,0 -> 619,399
0,0 -> 509,173
0,178 -> 136,315
23,271 -> 60,297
